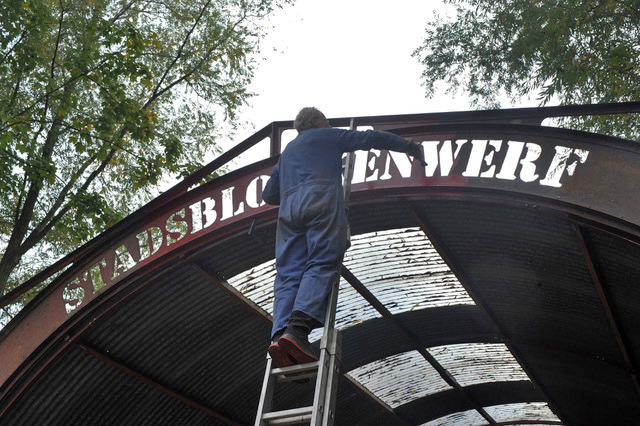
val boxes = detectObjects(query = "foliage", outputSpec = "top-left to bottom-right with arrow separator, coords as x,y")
413,0 -> 640,138
0,0 -> 291,295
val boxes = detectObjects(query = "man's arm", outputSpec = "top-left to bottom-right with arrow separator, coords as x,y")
404,137 -> 425,164
336,129 -> 424,162
262,162 -> 280,205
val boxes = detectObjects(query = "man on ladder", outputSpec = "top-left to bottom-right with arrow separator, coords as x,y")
262,107 -> 424,368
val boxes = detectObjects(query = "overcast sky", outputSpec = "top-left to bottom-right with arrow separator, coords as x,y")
215,0 -> 536,167
226,1 -> 463,143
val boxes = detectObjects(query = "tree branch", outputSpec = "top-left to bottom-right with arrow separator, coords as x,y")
145,5 -> 250,108
2,56 -> 112,134
22,146 -> 118,252
150,0 -> 213,101
38,152 -> 99,231
0,29 -> 27,65
4,71 -> 75,276
51,0 -> 65,79
109,0 -> 138,23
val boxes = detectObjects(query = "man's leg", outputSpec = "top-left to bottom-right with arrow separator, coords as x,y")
280,206 -> 347,363
271,235 -> 308,338
269,220 -> 307,367
293,211 -> 347,326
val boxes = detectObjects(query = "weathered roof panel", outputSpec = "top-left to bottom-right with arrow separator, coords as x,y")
349,350 -> 453,408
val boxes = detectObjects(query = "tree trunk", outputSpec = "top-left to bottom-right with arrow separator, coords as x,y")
0,249 -> 21,295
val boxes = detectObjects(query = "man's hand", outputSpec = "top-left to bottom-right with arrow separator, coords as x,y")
405,138 -> 425,164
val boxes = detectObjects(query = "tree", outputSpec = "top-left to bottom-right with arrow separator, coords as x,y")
413,0 -> 640,137
0,0 -> 291,295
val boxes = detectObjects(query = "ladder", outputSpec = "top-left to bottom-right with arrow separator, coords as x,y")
254,120 -> 358,426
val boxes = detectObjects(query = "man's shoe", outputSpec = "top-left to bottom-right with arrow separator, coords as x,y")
267,340 -> 295,368
278,332 -> 318,364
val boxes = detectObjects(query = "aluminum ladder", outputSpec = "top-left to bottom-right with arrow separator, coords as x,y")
254,269 -> 343,426
254,120 -> 357,426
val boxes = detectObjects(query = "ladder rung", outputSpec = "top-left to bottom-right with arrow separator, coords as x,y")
262,406 -> 313,425
271,361 -> 319,382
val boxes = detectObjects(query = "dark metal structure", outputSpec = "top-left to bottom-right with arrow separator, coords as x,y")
1,103 -> 640,425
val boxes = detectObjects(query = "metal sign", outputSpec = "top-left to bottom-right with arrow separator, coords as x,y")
1,117 -> 640,390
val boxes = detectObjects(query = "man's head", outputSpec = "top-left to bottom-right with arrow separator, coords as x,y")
294,107 -> 331,132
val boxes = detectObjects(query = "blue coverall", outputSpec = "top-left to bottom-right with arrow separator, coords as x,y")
262,127 -> 411,339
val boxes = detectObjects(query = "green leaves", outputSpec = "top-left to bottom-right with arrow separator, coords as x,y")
414,0 -> 640,121
0,0 -> 293,294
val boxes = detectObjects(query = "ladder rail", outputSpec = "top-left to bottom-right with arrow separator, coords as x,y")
255,355 -> 276,425
310,278 -> 342,425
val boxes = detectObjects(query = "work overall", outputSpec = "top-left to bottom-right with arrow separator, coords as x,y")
263,127 -> 409,339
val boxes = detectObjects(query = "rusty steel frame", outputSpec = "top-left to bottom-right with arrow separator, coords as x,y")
3,101 -> 640,311
2,102 -> 640,425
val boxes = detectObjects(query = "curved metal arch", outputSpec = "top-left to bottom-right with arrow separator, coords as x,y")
2,104 -> 640,425
336,306 -> 499,372
396,381 -> 550,425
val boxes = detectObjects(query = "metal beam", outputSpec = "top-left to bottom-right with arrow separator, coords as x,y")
404,202 -> 570,423
340,265 -> 497,425
77,341 -> 242,426
7,101 -> 640,313
573,224 -> 640,393
191,263 -> 272,324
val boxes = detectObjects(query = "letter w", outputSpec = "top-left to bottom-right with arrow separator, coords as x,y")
422,140 -> 468,177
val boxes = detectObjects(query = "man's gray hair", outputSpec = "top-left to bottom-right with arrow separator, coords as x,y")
294,107 -> 325,132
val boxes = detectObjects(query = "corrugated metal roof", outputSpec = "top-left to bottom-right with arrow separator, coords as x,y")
428,343 -> 529,386
229,228 -> 473,343
348,343 -> 531,409
349,350 -> 453,407
3,104 -> 640,425
423,402 -> 559,426
225,226 -> 556,423
484,402 -> 559,424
